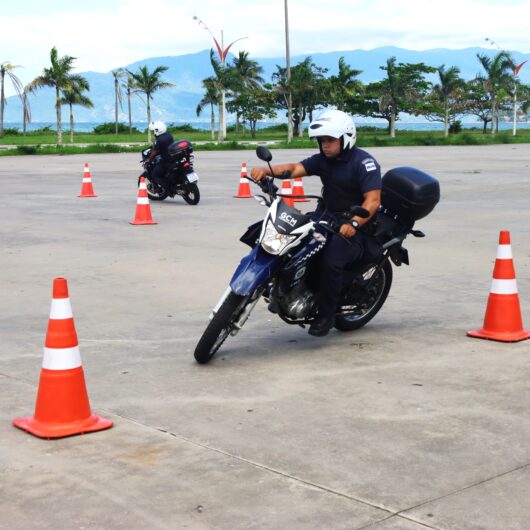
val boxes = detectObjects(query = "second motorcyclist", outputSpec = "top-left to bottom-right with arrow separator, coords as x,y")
146,121 -> 174,191
251,109 -> 382,337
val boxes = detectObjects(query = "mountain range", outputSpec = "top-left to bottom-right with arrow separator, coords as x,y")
4,46 -> 530,125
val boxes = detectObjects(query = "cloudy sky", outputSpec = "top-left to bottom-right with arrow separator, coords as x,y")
2,0 -> 529,94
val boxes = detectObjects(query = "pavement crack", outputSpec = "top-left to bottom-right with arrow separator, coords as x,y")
113,412 -> 396,518
393,461 -> 530,521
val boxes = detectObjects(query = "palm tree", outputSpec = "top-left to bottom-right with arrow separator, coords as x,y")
21,84 -> 32,136
433,65 -> 464,137
127,65 -> 174,143
0,62 -> 25,135
231,51 -> 264,133
121,74 -> 137,135
196,77 -> 218,140
209,50 -> 237,142
60,77 -> 93,143
30,47 -> 84,145
329,57 -> 363,112
112,69 -> 126,134
477,51 -> 514,134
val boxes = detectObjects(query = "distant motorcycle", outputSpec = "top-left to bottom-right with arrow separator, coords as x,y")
194,146 -> 440,364
139,139 -> 200,205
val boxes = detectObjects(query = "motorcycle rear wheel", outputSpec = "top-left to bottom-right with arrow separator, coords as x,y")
194,292 -> 247,364
182,183 -> 200,205
334,260 -> 393,331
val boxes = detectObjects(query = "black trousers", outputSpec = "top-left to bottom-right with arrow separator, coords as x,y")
317,232 -> 364,318
151,161 -> 169,188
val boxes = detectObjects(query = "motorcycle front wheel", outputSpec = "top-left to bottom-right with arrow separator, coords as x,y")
182,183 -> 200,205
138,174 -> 168,201
194,291 -> 248,364
334,260 -> 393,331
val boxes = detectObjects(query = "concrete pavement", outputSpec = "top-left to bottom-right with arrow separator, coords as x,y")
1,145 -> 529,529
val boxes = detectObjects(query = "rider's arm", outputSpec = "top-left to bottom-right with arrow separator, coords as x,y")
250,162 -> 307,181
340,189 -> 381,238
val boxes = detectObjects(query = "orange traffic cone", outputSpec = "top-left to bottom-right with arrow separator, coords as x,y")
292,177 -> 309,202
234,163 -> 253,198
280,179 -> 295,207
467,230 -> 530,342
13,278 -> 113,438
130,176 -> 157,225
78,163 -> 97,197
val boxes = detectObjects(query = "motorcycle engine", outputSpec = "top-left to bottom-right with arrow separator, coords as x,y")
279,281 -> 317,320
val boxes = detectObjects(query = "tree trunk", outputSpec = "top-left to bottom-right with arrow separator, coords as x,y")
210,104 -> 215,141
491,100 -> 496,135
115,77 -> 119,135
127,90 -> 132,135
218,99 -> 225,142
482,119 -> 488,134
287,92 -> 293,143
56,86 -> 62,146
146,96 -> 152,144
444,105 -> 449,137
251,121 -> 257,138
0,74 -> 4,136
221,90 -> 226,140
390,109 -> 396,138
70,103 -> 74,143
297,104 -> 304,137
513,90 -> 517,137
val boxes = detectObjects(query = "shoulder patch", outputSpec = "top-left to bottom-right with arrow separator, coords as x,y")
361,158 -> 377,172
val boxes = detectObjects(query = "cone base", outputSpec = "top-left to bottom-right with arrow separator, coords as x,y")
467,327 -> 530,342
13,413 -> 113,439
130,219 -> 157,225
78,194 -> 97,198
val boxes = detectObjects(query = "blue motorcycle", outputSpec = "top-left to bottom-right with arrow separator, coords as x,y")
194,146 -> 439,364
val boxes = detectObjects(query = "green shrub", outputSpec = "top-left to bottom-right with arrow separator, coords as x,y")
16,145 -> 38,154
449,121 -> 462,134
93,122 -> 140,134
1,127 -> 19,136
167,123 -> 199,133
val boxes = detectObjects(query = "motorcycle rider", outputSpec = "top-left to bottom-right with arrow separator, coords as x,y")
146,121 -> 174,191
250,109 -> 382,337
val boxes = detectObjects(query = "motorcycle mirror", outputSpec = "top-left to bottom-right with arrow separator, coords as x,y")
350,206 -> 370,218
253,194 -> 268,206
256,146 -> 272,162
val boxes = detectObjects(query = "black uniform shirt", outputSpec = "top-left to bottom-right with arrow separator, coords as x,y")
154,132 -> 174,162
301,147 -> 382,214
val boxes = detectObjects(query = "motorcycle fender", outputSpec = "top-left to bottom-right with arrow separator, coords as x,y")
230,246 -> 280,296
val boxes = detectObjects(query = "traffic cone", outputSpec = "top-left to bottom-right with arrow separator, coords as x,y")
467,230 -> 530,342
13,278 -> 113,438
130,176 -> 157,225
78,163 -> 97,197
233,163 -> 253,198
292,177 -> 309,202
280,179 -> 295,207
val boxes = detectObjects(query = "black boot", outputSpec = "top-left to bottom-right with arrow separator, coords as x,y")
308,315 -> 335,337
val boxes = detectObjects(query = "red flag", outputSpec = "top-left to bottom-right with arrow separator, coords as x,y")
514,61 -> 528,76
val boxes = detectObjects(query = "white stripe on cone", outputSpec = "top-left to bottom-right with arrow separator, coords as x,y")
496,245 -> 513,259
139,182 -> 147,190
43,346 -> 82,370
491,278 -> 518,295
137,197 -> 149,205
82,178 -> 92,183
49,298 -> 73,319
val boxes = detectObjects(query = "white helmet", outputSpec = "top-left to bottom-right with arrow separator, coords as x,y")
308,109 -> 356,153
149,121 -> 167,136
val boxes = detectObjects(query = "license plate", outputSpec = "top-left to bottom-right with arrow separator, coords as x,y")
187,172 -> 199,183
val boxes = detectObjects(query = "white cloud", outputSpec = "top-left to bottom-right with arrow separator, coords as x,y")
1,0 -> 529,95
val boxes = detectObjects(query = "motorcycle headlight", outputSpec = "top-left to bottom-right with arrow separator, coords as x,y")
260,221 -> 296,255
